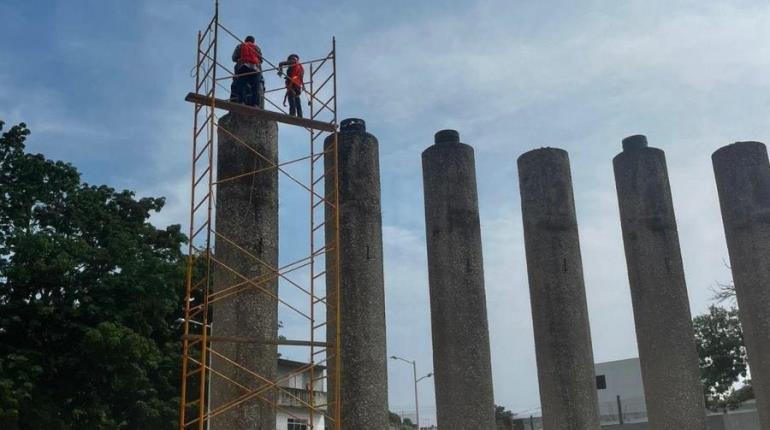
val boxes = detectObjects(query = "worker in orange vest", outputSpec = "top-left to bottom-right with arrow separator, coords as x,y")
231,35 -> 263,107
278,54 -> 305,117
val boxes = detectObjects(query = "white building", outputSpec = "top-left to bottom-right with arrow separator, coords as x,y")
594,357 -> 647,423
275,358 -> 326,430
518,357 -> 759,429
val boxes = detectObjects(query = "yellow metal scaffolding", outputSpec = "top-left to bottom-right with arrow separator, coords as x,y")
178,2 -> 341,429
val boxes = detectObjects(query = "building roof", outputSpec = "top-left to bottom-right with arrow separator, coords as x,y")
278,358 -> 327,371
595,357 -> 640,366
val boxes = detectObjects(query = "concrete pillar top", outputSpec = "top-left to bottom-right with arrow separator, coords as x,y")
713,141 -> 766,160
434,129 -> 460,145
622,134 -> 649,152
341,118 -> 366,132
517,147 -> 568,165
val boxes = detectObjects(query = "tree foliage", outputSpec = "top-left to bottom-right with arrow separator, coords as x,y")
710,282 -> 736,303
0,121 -> 186,429
495,404 -> 516,429
388,410 -> 403,425
693,305 -> 749,410
388,411 -> 418,429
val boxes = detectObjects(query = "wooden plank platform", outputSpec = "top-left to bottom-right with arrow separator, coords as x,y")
185,92 -> 337,133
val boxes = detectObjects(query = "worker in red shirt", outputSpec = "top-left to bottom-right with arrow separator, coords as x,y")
232,35 -> 263,107
278,54 -> 305,117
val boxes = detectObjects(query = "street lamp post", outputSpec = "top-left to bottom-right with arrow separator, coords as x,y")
391,355 -> 433,429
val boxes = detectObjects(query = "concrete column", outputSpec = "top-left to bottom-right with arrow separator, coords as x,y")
211,113 -> 278,430
325,118 -> 389,429
422,130 -> 496,430
712,141 -> 770,428
517,148 -> 600,430
613,135 -> 706,429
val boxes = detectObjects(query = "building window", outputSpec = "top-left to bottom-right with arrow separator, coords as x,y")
288,418 -> 309,430
596,374 -> 607,390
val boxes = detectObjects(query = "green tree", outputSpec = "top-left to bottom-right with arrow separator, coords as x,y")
495,404 -> 516,429
0,121 -> 186,429
388,410 -> 403,426
693,305 -> 749,410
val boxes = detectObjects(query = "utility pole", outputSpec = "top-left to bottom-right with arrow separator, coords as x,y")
412,360 -> 419,428
391,355 -> 433,429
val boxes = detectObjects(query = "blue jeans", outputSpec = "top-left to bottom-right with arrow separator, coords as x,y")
235,65 -> 261,106
287,87 -> 302,118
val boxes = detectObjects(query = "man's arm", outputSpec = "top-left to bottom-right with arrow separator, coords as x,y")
232,44 -> 240,63
277,60 -> 290,76
255,44 -> 263,64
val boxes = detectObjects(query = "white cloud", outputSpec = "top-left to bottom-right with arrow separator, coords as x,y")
355,0 -> 770,416
382,224 -> 435,418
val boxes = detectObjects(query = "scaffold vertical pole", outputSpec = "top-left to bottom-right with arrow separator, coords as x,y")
195,2 -> 218,428
308,59 -> 317,428
331,36 -> 342,429
178,27 -> 203,430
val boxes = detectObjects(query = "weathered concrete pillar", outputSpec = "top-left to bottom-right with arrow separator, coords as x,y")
517,148 -> 601,430
325,118 -> 389,429
211,113 -> 278,430
712,141 -> 770,429
421,130 -> 496,430
613,135 -> 706,429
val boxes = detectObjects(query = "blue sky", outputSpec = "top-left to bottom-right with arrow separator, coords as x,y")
3,0 -> 770,426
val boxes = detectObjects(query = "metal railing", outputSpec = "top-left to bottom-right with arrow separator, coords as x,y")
277,387 -> 327,409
